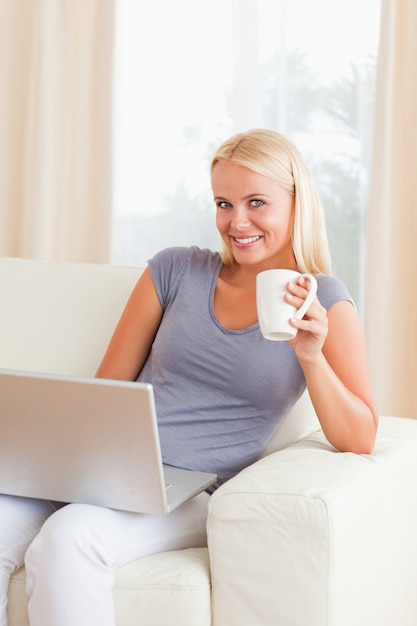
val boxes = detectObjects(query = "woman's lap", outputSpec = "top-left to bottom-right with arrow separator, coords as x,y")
23,492 -> 210,626
0,491 -> 209,626
26,490 -> 210,570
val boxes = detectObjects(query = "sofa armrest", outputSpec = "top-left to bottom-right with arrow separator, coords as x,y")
207,416 -> 417,626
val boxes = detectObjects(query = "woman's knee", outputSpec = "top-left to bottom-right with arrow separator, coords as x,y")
25,503 -> 112,573
25,505 -> 118,617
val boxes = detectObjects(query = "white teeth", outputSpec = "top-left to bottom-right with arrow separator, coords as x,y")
234,235 -> 260,244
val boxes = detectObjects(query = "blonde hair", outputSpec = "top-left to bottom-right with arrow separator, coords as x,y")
210,129 -> 332,274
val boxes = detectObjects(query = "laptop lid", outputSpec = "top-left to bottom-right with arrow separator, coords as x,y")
0,369 -> 216,515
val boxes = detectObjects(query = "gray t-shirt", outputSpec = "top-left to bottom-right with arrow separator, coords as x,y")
137,246 -> 353,489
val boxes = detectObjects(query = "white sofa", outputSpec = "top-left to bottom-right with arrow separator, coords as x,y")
2,256 -> 417,626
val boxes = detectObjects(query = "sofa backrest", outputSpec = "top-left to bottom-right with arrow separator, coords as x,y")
0,257 -> 320,451
0,257 -> 142,376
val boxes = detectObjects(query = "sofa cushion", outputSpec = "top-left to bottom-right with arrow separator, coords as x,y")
261,389 -> 320,455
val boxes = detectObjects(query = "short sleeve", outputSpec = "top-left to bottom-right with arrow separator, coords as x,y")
316,274 -> 354,311
147,247 -> 191,309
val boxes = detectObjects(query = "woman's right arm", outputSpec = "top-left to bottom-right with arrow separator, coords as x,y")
95,267 -> 163,381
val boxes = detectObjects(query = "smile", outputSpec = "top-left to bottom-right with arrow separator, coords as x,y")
232,235 -> 261,245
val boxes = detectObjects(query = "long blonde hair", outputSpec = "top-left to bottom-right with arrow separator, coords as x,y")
210,129 -> 332,274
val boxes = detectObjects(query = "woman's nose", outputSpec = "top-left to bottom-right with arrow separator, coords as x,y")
231,207 -> 251,230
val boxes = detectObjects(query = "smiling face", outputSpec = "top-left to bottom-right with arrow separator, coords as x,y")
212,160 -> 297,271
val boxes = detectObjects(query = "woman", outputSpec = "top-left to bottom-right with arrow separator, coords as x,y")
0,129 -> 378,626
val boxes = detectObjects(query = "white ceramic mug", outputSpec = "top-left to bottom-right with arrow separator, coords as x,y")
256,269 -> 317,341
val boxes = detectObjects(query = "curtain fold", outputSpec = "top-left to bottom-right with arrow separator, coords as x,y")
365,0 -> 417,418
0,0 -> 114,262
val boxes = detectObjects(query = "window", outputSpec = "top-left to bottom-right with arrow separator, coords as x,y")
112,0 -> 381,311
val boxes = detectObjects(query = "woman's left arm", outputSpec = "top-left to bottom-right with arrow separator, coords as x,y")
288,280 -> 379,454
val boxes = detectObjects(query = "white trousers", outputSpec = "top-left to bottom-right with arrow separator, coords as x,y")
0,491 -> 209,626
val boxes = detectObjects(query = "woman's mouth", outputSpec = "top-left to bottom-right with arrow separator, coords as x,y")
232,235 -> 261,245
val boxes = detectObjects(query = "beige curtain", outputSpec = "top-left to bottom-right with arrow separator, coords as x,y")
0,0 -> 114,262
365,0 -> 417,419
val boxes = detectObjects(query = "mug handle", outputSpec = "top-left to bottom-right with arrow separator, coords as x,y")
293,274 -> 317,320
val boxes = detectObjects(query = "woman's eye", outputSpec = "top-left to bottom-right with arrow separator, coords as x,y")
250,199 -> 264,207
217,201 -> 231,209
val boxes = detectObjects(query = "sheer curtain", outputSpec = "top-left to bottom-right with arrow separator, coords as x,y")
0,0 -> 114,262
365,0 -> 417,419
112,0 -> 381,311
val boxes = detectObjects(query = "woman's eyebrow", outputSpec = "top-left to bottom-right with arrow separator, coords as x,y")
214,193 -> 271,200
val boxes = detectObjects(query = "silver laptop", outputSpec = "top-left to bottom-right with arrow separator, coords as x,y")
0,369 -> 217,515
